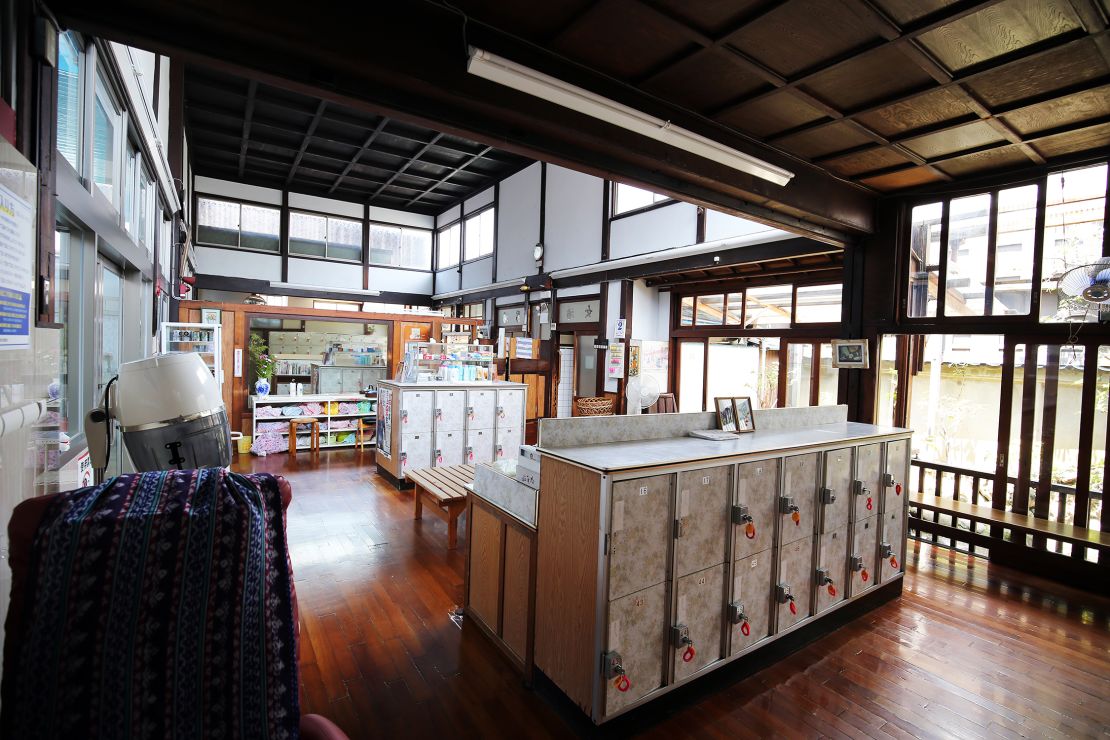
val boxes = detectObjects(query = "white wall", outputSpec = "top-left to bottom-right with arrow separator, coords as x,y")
604,281 -> 623,392
496,163 -> 542,281
195,176 -> 282,205
557,283 -> 601,298
289,258 -> 362,290
195,246 -> 282,281
435,269 -> 460,293
368,267 -> 433,294
609,201 -> 698,259
544,165 -> 604,272
370,206 -> 433,229
464,186 -> 494,215
437,204 -> 461,228
462,257 -> 494,289
290,192 -> 362,219
705,209 -> 787,242
631,279 -> 670,341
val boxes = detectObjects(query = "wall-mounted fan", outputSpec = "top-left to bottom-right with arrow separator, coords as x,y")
1058,257 -> 1110,315
624,374 -> 661,414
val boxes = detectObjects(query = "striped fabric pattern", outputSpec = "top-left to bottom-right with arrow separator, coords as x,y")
10,469 -> 299,739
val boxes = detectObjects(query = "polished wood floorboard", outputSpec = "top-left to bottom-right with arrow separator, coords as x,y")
235,450 -> 1110,739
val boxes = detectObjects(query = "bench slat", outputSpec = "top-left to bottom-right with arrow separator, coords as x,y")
909,493 -> 1110,549
408,465 -> 473,504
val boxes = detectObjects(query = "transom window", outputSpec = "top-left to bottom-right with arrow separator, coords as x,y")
613,183 -> 670,215
368,223 -> 432,270
196,197 -> 281,253
437,222 -> 461,269
464,208 -> 495,261
678,282 -> 842,329
289,211 -> 362,262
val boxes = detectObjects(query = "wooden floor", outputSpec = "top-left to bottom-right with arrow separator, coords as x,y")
235,449 -> 1110,739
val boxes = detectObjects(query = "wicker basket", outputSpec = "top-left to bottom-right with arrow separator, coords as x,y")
575,396 -> 615,416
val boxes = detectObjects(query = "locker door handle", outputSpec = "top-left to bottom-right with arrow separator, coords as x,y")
673,518 -> 688,539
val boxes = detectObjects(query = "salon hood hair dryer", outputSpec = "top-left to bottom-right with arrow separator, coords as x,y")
84,353 -> 232,473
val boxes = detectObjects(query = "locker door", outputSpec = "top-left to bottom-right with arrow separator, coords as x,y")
883,439 -> 909,516
849,517 -> 878,596
400,391 -> 434,433
603,583 -> 667,718
497,388 -> 525,426
815,530 -> 849,614
434,431 -> 465,467
672,563 -> 725,682
854,444 -> 882,521
435,390 -> 466,431
609,475 -> 673,600
400,432 -> 431,475
775,536 -> 814,631
495,426 -> 522,461
879,509 -> 904,583
468,389 -> 496,430
820,448 -> 853,534
728,548 -> 772,656
780,454 -> 818,545
674,466 -> 731,577
732,460 -> 778,561
466,429 -> 494,464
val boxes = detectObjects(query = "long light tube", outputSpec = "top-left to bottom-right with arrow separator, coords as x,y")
467,48 -> 795,187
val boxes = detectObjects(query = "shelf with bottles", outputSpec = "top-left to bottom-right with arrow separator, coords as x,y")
406,342 -> 495,363
160,322 -> 223,386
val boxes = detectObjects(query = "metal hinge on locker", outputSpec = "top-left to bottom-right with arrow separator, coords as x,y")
884,472 -> 902,497
780,495 -> 801,527
816,566 -> 837,597
731,504 -> 756,539
672,624 -> 696,663
880,541 -> 898,569
854,479 -> 873,512
728,601 -> 751,636
850,554 -> 869,582
776,583 -> 798,615
602,650 -> 630,692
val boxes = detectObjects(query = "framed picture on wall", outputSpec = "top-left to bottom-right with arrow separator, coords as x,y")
715,397 -> 737,432
733,396 -> 756,433
201,308 -> 221,326
831,339 -> 869,368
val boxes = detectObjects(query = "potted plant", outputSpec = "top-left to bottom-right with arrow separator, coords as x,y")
249,333 -> 276,396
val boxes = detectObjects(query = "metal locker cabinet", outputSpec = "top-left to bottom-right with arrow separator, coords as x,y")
674,466 -> 731,578
775,536 -> 814,631
603,582 -> 667,718
400,432 -> 432,476
497,388 -> 525,426
728,548 -> 773,656
608,475 -> 673,600
467,389 -> 497,430
849,516 -> 879,596
434,430 -> 465,467
879,508 -> 904,583
733,460 -> 778,561
400,390 -> 434,433
883,439 -> 909,516
466,428 -> 494,465
820,448 -> 853,534
780,454 -> 818,546
672,563 -> 725,682
495,426 -> 522,461
854,444 -> 882,521
435,390 -> 466,431
815,529 -> 849,613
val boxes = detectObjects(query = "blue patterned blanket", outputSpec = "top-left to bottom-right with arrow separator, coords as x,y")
8,469 -> 299,739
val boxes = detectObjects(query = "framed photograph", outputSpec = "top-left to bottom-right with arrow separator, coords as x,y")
715,397 -> 737,432
831,339 -> 869,369
733,396 -> 756,433
201,308 -> 222,326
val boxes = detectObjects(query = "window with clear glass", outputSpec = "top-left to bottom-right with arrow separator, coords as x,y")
56,32 -> 82,170
122,143 -> 138,234
744,285 -> 792,329
725,294 -> 743,324
679,296 -> 694,326
907,202 -> 942,318
326,216 -> 363,262
1041,163 -> 1108,324
464,208 -> 495,261
462,302 -> 484,319
785,343 -> 814,407
437,222 -> 461,268
678,341 -> 705,412
196,197 -> 280,252
794,284 -> 843,323
613,183 -> 670,215
137,167 -> 153,250
993,184 -> 1037,316
944,193 -> 992,316
368,223 -> 432,269
92,77 -> 119,204
53,229 -> 73,435
706,337 -> 777,409
695,295 -> 724,325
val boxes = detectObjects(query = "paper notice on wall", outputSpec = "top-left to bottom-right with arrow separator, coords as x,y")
0,183 -> 34,351
606,341 -> 625,379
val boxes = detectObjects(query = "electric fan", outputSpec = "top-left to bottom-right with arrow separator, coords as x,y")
624,374 -> 661,414
1057,257 -> 1110,316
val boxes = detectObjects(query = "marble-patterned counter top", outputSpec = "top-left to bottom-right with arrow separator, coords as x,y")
537,422 -> 909,473
469,460 -> 538,528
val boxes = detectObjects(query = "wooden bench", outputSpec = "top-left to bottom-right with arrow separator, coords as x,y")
407,465 -> 475,549
909,492 -> 1110,555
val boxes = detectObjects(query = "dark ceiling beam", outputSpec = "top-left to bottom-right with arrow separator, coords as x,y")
368,133 -> 443,204
237,79 -> 257,177
329,117 -> 388,194
646,264 -> 843,291
286,99 -> 328,185
407,145 -> 492,207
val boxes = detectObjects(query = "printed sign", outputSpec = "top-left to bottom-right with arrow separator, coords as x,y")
614,318 -> 626,339
607,341 -> 625,379
0,183 -> 34,351
557,299 -> 600,324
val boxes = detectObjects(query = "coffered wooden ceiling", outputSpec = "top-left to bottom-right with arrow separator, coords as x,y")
452,0 -> 1110,192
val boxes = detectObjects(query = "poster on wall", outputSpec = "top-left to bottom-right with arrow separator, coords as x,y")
607,341 -> 625,379
0,182 -> 34,351
376,386 -> 392,457
628,343 -> 641,377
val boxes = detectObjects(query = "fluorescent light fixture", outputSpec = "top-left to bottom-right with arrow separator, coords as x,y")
467,48 -> 794,187
269,281 -> 381,297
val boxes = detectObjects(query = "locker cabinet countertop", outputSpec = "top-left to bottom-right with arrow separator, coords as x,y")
537,422 -> 909,473
377,381 -> 528,388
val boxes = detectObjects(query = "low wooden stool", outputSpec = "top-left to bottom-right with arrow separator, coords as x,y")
288,417 -> 321,457
356,417 -> 375,449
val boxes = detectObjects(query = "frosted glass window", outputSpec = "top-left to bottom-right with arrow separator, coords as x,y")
438,222 -> 461,268
464,208 -> 495,260
369,224 -> 432,269
57,33 -> 82,170
614,183 -> 669,215
197,197 -> 280,252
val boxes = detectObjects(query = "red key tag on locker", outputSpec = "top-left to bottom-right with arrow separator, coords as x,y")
866,497 -> 873,511
682,645 -> 696,663
615,675 -> 631,692
890,556 -> 899,569
861,569 -> 869,582
745,522 -> 757,539
789,600 -> 797,616
895,483 -> 902,495
827,584 -> 837,597
740,621 -> 751,637
791,511 -> 800,526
